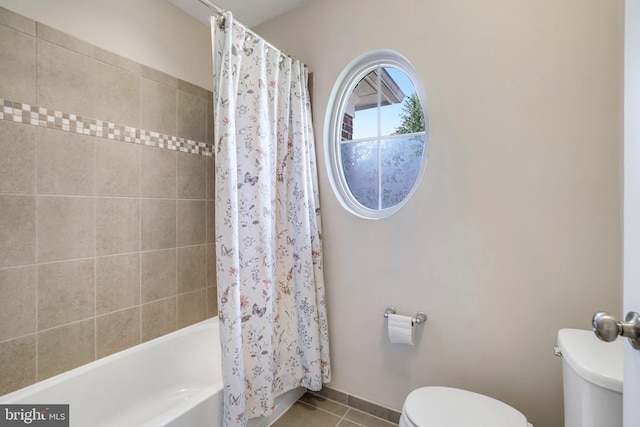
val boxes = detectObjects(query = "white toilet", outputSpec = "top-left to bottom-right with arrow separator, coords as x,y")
399,328 -> 623,427
398,386 -> 531,427
556,328 -> 623,427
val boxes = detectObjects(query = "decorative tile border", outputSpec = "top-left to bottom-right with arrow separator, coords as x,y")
0,99 -> 214,157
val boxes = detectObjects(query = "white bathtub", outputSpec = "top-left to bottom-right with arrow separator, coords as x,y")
0,317 -> 304,427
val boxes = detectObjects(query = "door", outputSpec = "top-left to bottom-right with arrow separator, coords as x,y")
624,1 -> 640,425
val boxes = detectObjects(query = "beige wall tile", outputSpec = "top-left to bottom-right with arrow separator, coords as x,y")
206,201 -> 215,245
36,39 -> 139,127
38,320 -> 94,380
141,145 -> 176,198
36,23 -> 95,58
177,245 -> 206,293
96,253 -> 140,315
206,285 -> 218,318
0,121 -> 36,194
95,139 -> 140,197
177,91 -> 207,143
206,100 -> 214,146
141,199 -> 176,250
37,196 -> 95,263
0,5 -> 217,394
0,6 -> 35,35
178,289 -> 206,328
141,297 -> 176,342
177,200 -> 206,246
140,78 -> 177,137
206,244 -> 217,288
0,195 -> 35,268
37,259 -> 95,330
0,24 -> 36,105
96,307 -> 140,359
177,152 -> 206,199
206,156 -> 215,201
0,335 -> 36,395
141,249 -> 176,303
177,80 -> 211,102
96,198 -> 140,256
37,127 -> 95,196
0,266 -> 36,341
140,64 -> 179,89
94,46 -> 142,76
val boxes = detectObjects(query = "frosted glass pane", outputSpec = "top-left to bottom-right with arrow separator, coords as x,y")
381,135 -> 425,209
341,140 -> 379,209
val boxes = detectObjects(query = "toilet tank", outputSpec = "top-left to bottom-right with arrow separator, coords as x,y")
557,329 -> 623,427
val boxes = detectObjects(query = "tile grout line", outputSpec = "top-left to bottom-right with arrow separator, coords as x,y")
92,134 -> 98,361
338,408 -> 369,427
293,400 -> 347,426
309,389 -> 400,426
0,294 -> 187,347
297,395 -> 393,427
137,88 -> 143,345
340,407 -> 390,427
33,94 -> 39,383
174,150 -> 179,330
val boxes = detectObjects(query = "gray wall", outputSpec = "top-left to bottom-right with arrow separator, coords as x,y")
255,1 -> 624,426
0,7 -> 216,395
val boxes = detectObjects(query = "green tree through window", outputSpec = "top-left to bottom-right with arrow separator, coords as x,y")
395,93 -> 425,134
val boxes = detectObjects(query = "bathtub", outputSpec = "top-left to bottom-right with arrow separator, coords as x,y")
0,317 -> 304,427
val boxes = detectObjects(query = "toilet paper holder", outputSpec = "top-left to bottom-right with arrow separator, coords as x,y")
383,306 -> 427,325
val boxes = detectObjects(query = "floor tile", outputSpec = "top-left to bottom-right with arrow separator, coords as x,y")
299,392 -> 349,417
275,393 -> 400,427
344,408 -> 398,427
271,401 -> 341,427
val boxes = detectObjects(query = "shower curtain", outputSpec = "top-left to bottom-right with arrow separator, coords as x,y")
211,12 -> 331,427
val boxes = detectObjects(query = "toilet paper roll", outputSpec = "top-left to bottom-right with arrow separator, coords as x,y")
387,313 -> 414,345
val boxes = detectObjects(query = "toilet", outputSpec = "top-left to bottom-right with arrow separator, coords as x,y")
556,328 -> 623,427
399,386 -> 531,427
399,328 -> 623,427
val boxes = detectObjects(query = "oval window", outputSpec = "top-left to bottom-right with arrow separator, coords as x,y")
324,49 -> 429,219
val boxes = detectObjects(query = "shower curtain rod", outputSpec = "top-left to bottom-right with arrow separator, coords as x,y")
197,0 -> 224,15
196,0 -> 293,59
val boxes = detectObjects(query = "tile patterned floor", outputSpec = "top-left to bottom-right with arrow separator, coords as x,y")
272,392 -> 399,427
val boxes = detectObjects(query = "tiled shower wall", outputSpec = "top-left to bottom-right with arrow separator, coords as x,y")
0,6 -> 217,395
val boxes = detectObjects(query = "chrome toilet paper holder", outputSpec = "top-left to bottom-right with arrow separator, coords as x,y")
383,306 -> 427,326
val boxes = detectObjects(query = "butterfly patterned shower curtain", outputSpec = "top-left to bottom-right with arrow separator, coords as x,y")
211,12 -> 331,427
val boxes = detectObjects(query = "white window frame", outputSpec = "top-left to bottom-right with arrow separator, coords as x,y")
324,49 -> 430,219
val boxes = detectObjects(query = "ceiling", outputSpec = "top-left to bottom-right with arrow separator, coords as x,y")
168,0 -> 311,28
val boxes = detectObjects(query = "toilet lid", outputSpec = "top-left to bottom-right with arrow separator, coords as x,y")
403,387 -> 528,427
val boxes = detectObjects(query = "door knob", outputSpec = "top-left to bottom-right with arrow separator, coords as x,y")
592,311 -> 640,350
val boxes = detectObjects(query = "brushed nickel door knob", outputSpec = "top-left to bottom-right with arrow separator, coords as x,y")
593,311 -> 640,350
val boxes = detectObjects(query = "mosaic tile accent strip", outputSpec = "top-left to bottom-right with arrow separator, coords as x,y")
0,99 -> 214,157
